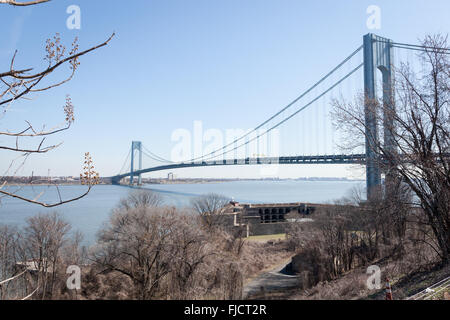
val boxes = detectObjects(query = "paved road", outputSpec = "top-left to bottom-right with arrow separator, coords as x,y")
243,258 -> 300,299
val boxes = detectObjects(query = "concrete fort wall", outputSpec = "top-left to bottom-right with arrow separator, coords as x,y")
246,216 -> 289,236
221,201 -> 327,237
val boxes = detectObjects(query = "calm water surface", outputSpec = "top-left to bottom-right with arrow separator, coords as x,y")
0,180 -> 364,244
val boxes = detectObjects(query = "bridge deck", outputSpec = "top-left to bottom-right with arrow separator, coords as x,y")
110,154 -> 366,184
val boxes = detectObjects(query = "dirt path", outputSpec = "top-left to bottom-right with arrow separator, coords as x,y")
243,257 -> 300,299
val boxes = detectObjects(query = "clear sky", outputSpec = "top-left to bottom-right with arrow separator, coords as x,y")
1,0 -> 449,179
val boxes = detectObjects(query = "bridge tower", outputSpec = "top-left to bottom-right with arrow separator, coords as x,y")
130,141 -> 143,185
363,33 -> 395,200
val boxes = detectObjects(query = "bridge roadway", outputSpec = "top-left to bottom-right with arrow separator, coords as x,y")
110,154 -> 366,184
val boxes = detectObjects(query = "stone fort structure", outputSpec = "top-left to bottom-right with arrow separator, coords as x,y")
222,201 -> 323,236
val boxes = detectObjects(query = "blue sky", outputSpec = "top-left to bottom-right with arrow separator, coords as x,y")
1,0 -> 449,179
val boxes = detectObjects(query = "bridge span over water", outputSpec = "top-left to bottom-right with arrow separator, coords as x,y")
109,33 -> 443,199
110,154 -> 365,185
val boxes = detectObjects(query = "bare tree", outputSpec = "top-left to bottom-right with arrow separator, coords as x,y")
117,190 -> 163,210
20,212 -> 71,299
0,213 -> 87,300
166,215 -> 215,299
92,204 -> 218,300
0,0 -> 51,6
93,206 -> 178,299
191,193 -> 230,231
89,190 -> 248,300
0,225 -> 21,299
0,0 -> 114,207
332,34 -> 450,264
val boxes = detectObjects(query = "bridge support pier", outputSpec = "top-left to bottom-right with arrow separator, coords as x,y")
363,33 -> 395,200
130,141 -> 143,185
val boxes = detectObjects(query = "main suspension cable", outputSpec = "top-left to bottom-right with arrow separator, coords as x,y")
118,149 -> 131,174
198,63 -> 364,162
186,45 -> 364,163
142,145 -> 173,163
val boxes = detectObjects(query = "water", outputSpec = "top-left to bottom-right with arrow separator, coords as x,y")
0,180 -> 364,244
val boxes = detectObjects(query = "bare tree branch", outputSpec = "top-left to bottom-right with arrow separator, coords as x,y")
0,0 -> 50,6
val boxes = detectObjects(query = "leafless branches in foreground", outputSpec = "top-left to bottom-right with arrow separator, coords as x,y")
0,0 -> 50,6
1,0 -> 114,207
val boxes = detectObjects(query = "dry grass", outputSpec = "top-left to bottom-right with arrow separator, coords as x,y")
289,266 -> 369,300
288,254 -> 450,300
246,234 -> 286,243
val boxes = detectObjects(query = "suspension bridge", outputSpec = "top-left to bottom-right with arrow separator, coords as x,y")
109,33 -> 443,200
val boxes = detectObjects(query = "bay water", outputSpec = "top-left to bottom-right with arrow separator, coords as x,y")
0,180 -> 364,244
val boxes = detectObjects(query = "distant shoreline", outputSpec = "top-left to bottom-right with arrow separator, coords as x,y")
4,177 -> 364,187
